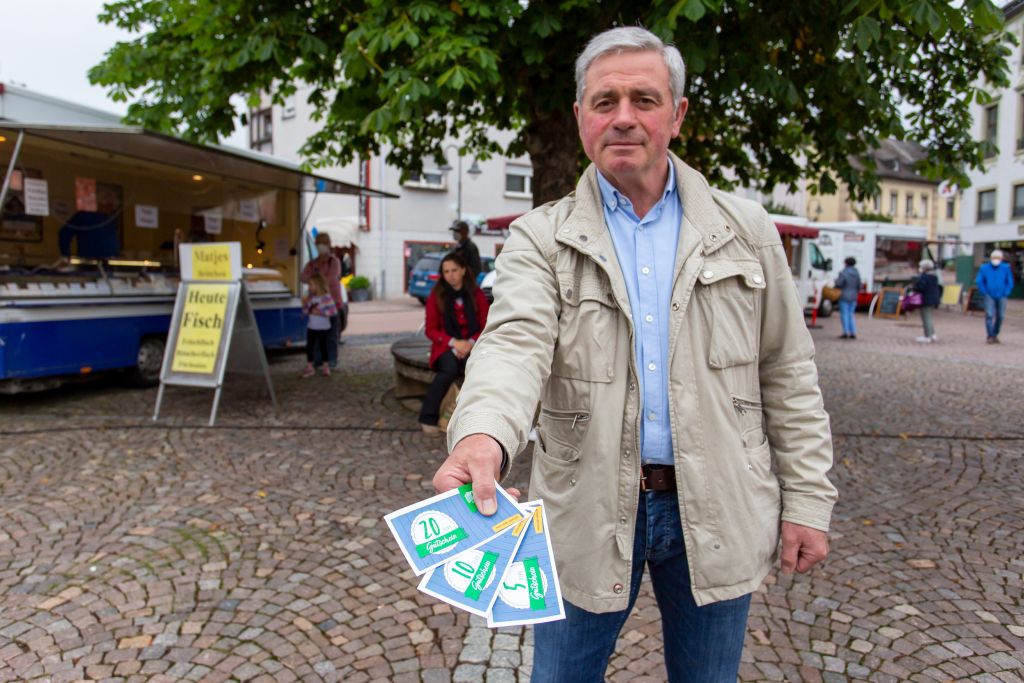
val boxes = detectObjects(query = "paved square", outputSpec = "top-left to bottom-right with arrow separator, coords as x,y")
1,304 -> 1022,682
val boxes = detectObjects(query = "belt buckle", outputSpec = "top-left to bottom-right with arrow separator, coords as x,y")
640,467 -> 648,492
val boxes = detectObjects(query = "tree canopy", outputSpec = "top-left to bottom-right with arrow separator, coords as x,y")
90,0 -> 1014,206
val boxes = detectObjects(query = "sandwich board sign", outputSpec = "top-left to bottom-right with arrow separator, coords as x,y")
153,242 -> 277,425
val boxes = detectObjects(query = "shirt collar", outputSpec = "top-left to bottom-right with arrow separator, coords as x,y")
596,159 -> 676,213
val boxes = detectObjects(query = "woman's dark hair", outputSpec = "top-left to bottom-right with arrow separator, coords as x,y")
844,257 -> 856,267
430,252 -> 479,311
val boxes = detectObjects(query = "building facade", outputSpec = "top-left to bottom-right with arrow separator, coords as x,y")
959,0 -> 1024,297
249,89 -> 535,299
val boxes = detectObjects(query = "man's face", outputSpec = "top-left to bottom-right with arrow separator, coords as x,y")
574,50 -> 687,192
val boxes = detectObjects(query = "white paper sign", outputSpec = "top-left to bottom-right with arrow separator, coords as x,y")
238,199 -> 259,223
23,178 -> 50,216
135,204 -> 159,229
203,209 -> 223,235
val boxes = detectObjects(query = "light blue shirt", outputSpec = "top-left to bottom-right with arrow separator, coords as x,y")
597,163 -> 681,466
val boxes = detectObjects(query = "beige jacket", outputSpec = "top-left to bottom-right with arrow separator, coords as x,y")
448,154 -> 837,610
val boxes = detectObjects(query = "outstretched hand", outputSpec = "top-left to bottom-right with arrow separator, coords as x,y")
432,433 -> 520,514
780,522 -> 829,574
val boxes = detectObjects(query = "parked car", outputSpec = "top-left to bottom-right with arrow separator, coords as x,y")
480,268 -> 497,303
408,252 -> 494,304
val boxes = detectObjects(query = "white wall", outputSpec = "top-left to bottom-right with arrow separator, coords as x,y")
255,86 -> 534,298
961,11 -> 1024,250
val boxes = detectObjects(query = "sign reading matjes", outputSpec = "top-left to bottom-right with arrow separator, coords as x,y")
170,283 -> 231,374
179,242 -> 242,281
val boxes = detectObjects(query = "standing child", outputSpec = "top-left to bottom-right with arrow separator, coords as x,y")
302,273 -> 338,377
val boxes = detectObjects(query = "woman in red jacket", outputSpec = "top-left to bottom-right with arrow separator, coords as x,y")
419,252 -> 489,434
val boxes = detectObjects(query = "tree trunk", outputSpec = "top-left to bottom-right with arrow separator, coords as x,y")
523,109 -> 581,208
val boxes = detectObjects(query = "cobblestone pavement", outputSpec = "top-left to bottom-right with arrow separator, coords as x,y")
1,305 -> 1022,682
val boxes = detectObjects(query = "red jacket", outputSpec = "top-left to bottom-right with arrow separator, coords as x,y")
425,288 -> 489,367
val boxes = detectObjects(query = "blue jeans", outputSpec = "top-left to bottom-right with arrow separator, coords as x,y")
839,299 -> 856,336
984,295 -> 1007,338
532,491 -> 751,682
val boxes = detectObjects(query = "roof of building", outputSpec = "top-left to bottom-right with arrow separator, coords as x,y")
1005,0 -> 1024,21
850,138 -> 934,185
0,123 -> 398,198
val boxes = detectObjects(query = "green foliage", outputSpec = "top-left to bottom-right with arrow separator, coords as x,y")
348,275 -> 371,290
762,201 -> 796,216
90,0 -> 1014,204
853,210 -> 894,223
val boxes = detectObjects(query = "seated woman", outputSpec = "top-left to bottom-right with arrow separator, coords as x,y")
418,252 -> 489,434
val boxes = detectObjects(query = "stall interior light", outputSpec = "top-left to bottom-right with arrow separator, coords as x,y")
246,263 -> 253,268
0,135 -> 6,143
191,174 -> 203,181
107,259 -> 162,268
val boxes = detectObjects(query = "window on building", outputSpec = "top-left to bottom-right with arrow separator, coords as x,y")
249,108 -> 273,154
505,166 -> 533,197
889,191 -> 898,215
1013,184 -> 1024,218
872,195 -> 880,213
906,194 -> 914,217
977,189 -> 996,222
984,104 -> 998,155
920,194 -> 928,218
1019,92 -> 1024,151
403,170 -> 447,190
282,95 -> 296,120
946,197 -> 956,219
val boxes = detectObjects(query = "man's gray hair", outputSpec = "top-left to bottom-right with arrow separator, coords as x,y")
575,27 -> 687,107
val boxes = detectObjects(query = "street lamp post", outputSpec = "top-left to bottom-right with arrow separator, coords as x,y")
439,145 -> 482,222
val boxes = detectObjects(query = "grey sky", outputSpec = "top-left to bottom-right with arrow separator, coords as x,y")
1,0 -> 246,148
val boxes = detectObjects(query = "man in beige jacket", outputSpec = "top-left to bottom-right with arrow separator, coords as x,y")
433,26 -> 837,681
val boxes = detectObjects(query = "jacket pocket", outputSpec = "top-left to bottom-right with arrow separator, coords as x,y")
537,407 -> 590,462
551,277 -> 618,382
732,395 -> 767,449
697,260 -> 766,368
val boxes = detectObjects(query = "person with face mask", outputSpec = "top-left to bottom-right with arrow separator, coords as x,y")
975,249 -> 1015,344
301,233 -> 343,367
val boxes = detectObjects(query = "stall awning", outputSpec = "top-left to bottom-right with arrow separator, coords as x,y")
775,222 -> 820,239
486,213 -> 525,231
0,123 -> 398,199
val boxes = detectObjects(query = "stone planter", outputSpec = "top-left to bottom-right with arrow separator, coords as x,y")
350,288 -> 371,302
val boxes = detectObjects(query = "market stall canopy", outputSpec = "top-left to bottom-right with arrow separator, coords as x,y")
310,217 -> 360,248
775,222 -> 820,239
486,213 -> 525,231
0,123 -> 398,199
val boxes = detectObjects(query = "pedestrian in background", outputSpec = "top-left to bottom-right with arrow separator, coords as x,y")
300,232 -> 343,367
834,256 -> 861,339
449,221 -> 483,280
433,26 -> 835,681
976,249 -> 1015,344
913,259 -> 941,343
301,273 -> 337,377
418,253 -> 489,434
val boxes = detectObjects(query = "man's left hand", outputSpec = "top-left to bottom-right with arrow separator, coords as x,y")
780,522 -> 828,574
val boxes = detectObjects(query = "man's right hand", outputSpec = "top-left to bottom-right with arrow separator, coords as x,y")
432,433 -> 506,515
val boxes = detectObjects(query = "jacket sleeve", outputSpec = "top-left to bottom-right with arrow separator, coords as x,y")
447,220 -> 560,462
300,261 -> 313,283
423,294 -> 451,346
975,267 -> 988,297
834,272 -> 846,289
755,210 -> 838,532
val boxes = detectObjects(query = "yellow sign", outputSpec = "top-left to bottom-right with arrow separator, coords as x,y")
940,283 -> 962,307
190,244 -> 234,281
171,284 -> 230,374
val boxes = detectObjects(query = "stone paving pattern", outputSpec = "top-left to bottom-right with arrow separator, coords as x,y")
0,305 -> 1022,682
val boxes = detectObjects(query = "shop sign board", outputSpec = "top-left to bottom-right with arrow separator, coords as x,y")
154,242 -> 276,425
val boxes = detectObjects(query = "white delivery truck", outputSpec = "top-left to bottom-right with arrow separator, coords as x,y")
770,218 -> 931,317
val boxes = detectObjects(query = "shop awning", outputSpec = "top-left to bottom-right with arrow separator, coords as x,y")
309,217 -> 361,248
486,213 -> 525,230
775,222 -> 820,239
0,123 -> 398,199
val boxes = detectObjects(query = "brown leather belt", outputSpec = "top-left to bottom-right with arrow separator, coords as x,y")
640,464 -> 676,492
